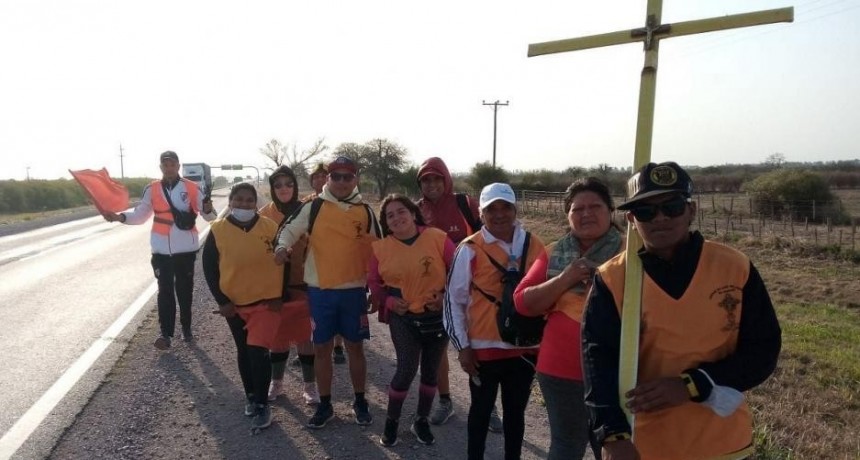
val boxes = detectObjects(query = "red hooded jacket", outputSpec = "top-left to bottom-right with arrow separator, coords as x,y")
416,157 -> 481,244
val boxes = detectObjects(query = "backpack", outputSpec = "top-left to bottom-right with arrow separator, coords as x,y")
288,197 -> 377,236
455,193 -> 482,234
469,232 -> 546,347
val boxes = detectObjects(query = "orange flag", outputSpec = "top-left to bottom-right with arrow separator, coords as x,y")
69,168 -> 130,214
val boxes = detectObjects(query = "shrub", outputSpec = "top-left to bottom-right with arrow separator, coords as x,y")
743,169 -> 850,224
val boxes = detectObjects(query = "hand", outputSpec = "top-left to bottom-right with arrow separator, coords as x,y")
202,200 -> 214,214
602,439 -> 640,460
457,347 -> 479,377
423,291 -> 444,312
219,302 -> 237,318
273,247 -> 291,265
626,376 -> 690,413
266,298 -> 282,312
388,297 -> 409,316
103,212 -> 123,223
561,257 -> 597,288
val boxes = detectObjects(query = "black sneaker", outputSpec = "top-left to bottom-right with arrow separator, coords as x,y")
353,399 -> 373,425
154,336 -> 171,350
411,416 -> 435,445
251,404 -> 272,430
244,397 -> 256,417
307,403 -> 335,429
182,328 -> 193,342
380,417 -> 399,447
333,346 -> 346,364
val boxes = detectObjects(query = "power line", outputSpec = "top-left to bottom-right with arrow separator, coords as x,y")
482,100 -> 509,168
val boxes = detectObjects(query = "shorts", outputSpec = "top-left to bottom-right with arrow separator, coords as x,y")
270,289 -> 313,351
236,303 -> 281,349
307,287 -> 370,344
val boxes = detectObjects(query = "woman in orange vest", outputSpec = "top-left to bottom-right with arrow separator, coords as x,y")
202,183 -> 287,432
444,183 -> 546,460
582,162 -> 781,460
514,177 -> 623,460
368,194 -> 456,447
258,166 -> 319,406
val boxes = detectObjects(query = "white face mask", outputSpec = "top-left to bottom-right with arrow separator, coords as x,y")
230,208 -> 256,222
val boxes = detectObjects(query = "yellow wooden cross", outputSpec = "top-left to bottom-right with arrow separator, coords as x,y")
528,1 -> 793,430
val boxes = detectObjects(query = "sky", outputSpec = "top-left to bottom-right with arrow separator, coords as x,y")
1,0 -> 858,181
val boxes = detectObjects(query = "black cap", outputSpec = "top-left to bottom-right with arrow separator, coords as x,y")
617,162 -> 693,210
160,151 -> 179,163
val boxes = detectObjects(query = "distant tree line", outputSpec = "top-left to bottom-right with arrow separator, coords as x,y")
0,178 -> 151,214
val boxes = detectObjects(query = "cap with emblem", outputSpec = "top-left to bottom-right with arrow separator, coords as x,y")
617,161 -> 693,210
327,156 -> 358,174
159,150 -> 179,163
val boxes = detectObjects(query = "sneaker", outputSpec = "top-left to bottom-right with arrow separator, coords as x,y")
411,417 -> 435,445
488,406 -> 503,433
267,379 -> 284,402
302,382 -> 320,406
380,417 -> 399,447
251,404 -> 272,430
307,403 -> 335,429
333,346 -> 346,364
244,397 -> 256,417
154,336 -> 171,350
429,398 -> 454,425
353,399 -> 373,425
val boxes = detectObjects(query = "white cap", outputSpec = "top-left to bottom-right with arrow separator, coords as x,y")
479,183 -> 516,209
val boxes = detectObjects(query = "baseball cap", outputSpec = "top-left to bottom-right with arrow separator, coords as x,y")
159,151 -> 179,163
327,156 -> 358,174
479,183 -> 516,209
617,162 -> 693,210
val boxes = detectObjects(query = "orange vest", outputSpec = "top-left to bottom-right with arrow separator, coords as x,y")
464,231 -> 544,343
600,241 -> 752,460
308,200 -> 377,288
372,228 -> 448,314
259,202 -> 309,288
209,216 -> 283,305
150,179 -> 200,235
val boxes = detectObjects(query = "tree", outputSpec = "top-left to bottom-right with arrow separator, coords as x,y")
285,137 -> 329,182
259,138 -> 289,167
764,152 -> 786,168
744,168 -> 848,223
467,162 -> 510,191
354,139 -> 408,197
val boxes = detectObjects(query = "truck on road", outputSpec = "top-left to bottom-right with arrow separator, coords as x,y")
181,163 -> 212,198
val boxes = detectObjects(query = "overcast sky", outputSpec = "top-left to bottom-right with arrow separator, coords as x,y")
1,0 -> 858,181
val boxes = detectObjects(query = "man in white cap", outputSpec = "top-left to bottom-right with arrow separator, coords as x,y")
443,182 -> 546,460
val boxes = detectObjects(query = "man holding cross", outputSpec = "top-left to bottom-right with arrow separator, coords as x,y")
581,162 -> 781,460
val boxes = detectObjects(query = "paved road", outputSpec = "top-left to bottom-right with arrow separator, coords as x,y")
0,193 -> 228,460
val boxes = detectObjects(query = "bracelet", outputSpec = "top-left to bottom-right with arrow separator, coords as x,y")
680,372 -> 700,399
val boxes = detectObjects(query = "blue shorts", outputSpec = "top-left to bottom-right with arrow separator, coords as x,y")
307,287 -> 370,344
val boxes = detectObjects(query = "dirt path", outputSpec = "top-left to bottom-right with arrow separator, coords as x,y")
47,263 -> 559,460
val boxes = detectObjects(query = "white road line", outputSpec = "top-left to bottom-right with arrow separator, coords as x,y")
0,220 -> 219,460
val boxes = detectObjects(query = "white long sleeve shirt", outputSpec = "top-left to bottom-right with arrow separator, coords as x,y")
122,180 -> 216,255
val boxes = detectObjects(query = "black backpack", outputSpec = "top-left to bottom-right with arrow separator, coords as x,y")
455,193 -> 482,234
469,232 -> 546,347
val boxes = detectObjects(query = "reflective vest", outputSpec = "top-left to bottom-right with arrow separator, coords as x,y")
150,179 -> 200,235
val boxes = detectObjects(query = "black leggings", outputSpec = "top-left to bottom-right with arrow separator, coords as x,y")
467,356 -> 536,460
226,315 -> 271,405
388,312 -> 447,390
150,252 -> 196,338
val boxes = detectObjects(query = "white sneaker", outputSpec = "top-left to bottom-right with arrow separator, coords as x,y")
302,382 -> 320,405
267,379 -> 284,402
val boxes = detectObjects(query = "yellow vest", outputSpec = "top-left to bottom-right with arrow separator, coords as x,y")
600,241 -> 752,460
372,228 -> 448,314
210,216 -> 283,305
308,201 -> 377,288
259,202 -> 308,288
464,231 -> 544,342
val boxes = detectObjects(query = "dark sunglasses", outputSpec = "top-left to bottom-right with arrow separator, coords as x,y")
629,196 -> 690,222
329,172 -> 356,182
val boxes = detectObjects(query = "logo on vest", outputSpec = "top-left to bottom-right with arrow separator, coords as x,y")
419,256 -> 434,277
710,285 -> 742,331
181,191 -> 189,203
352,220 -> 363,238
260,236 -> 274,253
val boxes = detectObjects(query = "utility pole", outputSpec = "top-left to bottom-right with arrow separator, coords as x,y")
482,100 -> 509,168
26,166 -> 31,181
119,144 -> 125,179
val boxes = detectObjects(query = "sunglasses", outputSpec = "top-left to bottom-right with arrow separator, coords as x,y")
329,172 -> 356,182
273,181 -> 295,189
628,196 -> 690,222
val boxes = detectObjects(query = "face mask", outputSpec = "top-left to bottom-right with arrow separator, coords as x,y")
231,208 -> 256,222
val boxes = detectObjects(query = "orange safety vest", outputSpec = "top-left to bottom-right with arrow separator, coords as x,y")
600,241 -> 753,460
150,179 -> 200,235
